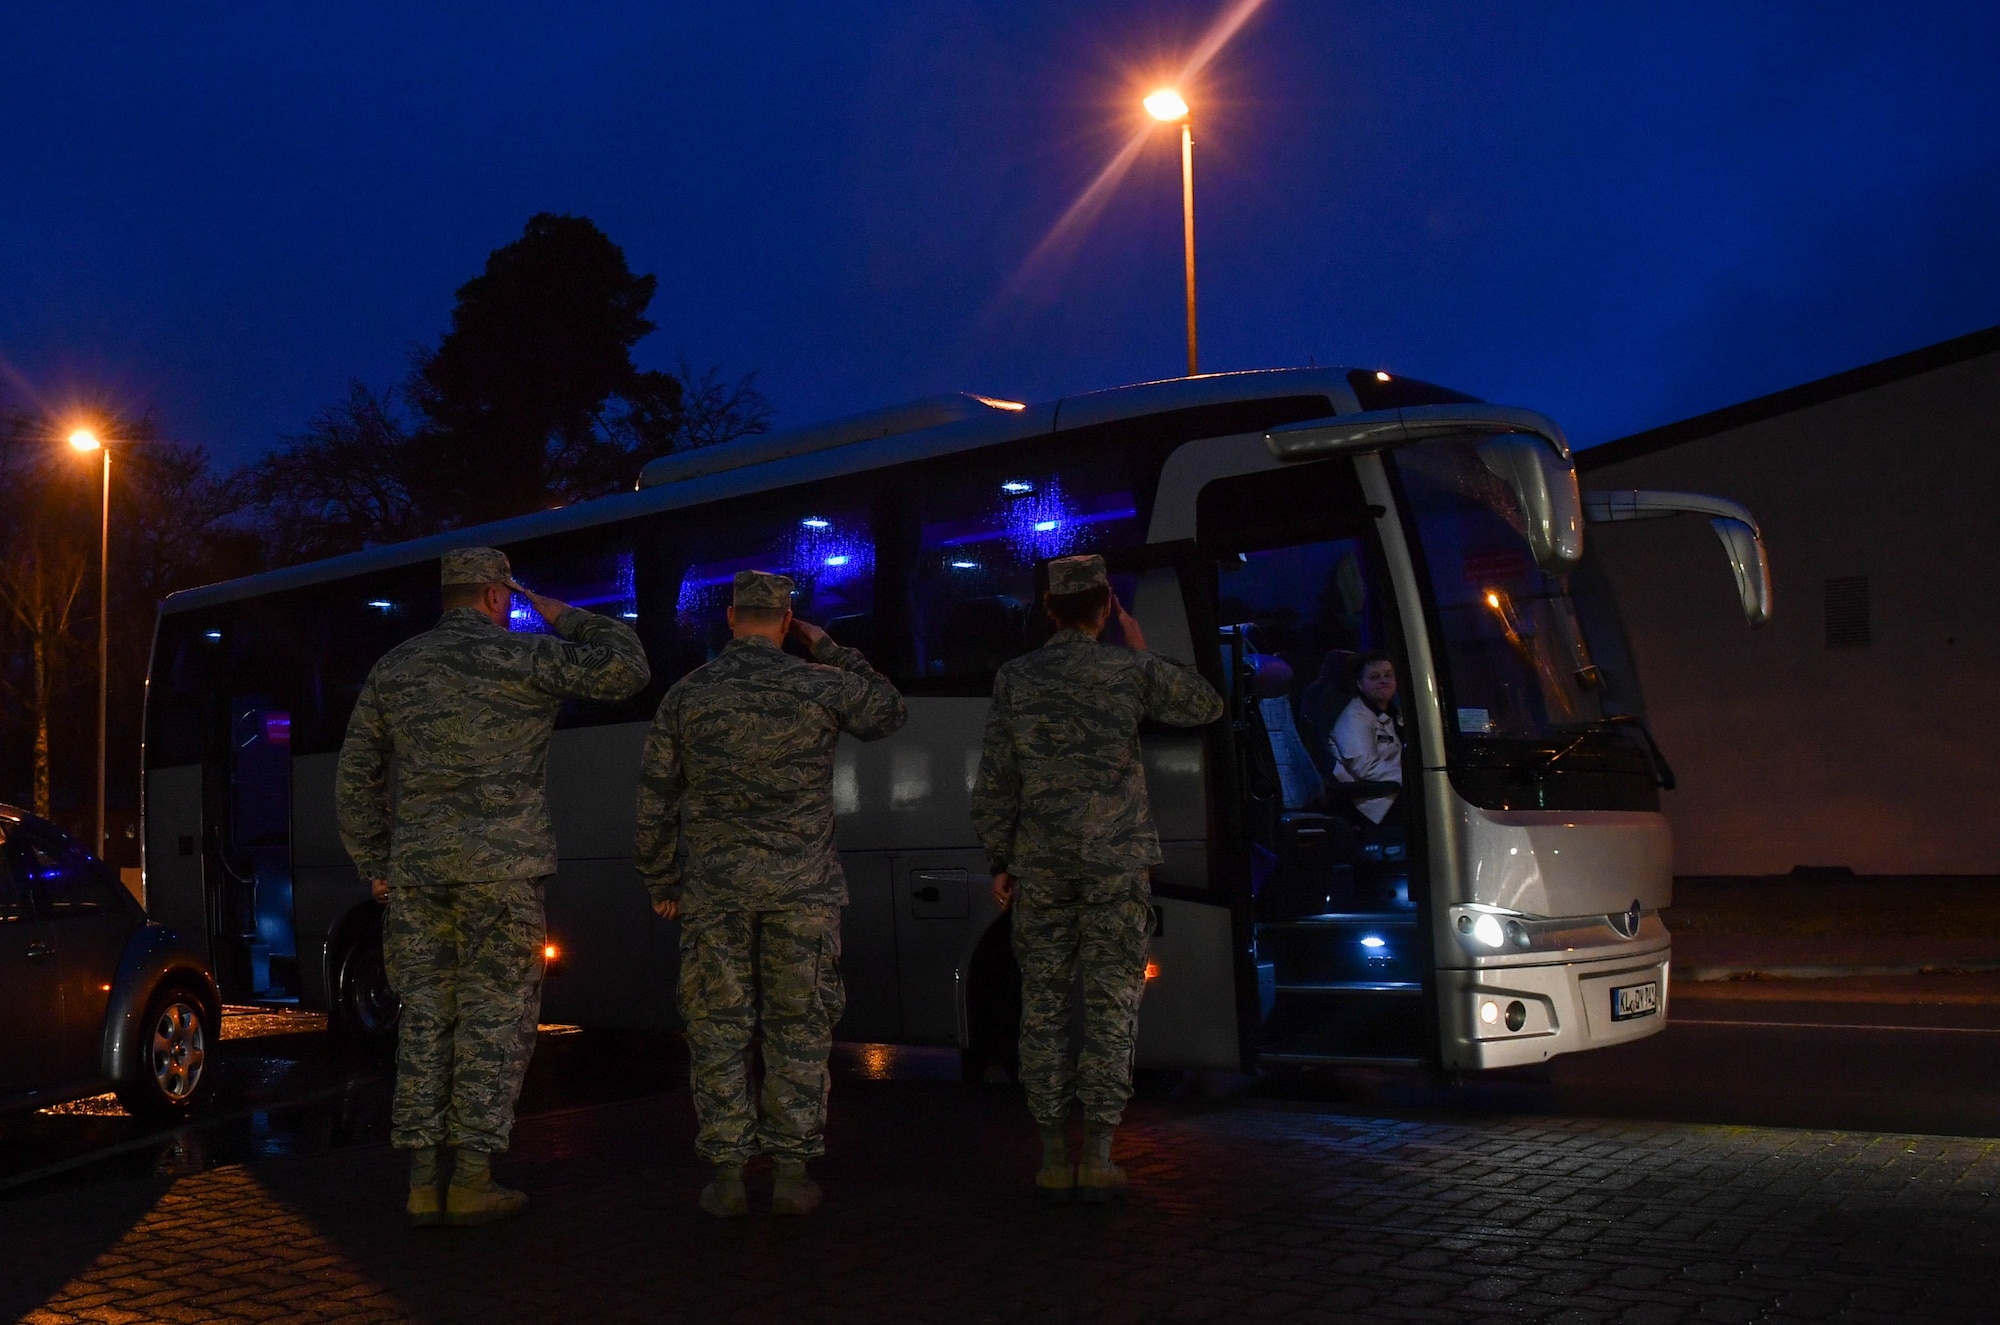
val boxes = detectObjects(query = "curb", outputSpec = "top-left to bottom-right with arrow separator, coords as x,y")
1681,960 -> 2000,983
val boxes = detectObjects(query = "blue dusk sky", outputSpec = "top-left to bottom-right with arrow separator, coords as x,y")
3,1 -> 1997,465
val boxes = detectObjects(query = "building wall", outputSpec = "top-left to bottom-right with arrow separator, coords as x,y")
1580,350 -> 2000,875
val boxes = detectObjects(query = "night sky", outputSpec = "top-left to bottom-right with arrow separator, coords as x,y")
5,2 -> 1998,467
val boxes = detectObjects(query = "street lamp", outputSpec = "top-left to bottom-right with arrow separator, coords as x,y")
68,427 -> 110,859
1145,87 -> 1198,376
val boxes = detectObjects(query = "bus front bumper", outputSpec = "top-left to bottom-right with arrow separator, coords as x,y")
1437,944 -> 1671,1071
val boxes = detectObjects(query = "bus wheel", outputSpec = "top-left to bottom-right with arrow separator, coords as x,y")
330,909 -> 399,1047
960,915 -> 1021,1086
115,983 -> 217,1121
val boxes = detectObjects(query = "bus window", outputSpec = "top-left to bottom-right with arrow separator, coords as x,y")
660,502 -> 880,680
502,531 -> 663,727
905,459 -> 1143,690
1392,437 -> 1659,812
293,570 -> 436,756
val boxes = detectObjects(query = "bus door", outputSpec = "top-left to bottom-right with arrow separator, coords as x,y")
1197,460 -> 1433,1066
210,696 -> 299,1001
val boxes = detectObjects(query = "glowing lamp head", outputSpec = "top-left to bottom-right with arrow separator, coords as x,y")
1375,371 -> 1392,382
1144,88 -> 1189,122
1485,591 -> 1502,610
68,428 -> 102,453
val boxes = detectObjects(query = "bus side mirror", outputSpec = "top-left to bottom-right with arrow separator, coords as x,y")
1477,435 -> 1583,573
1709,516 -> 1772,627
1582,490 -> 1773,627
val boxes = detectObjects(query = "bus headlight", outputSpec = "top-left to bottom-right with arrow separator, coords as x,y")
1472,914 -> 1505,949
1479,1000 -> 1500,1025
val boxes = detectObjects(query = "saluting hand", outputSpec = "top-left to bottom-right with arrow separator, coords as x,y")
371,878 -> 388,904
652,898 -> 679,921
789,617 -> 828,648
518,585 -> 568,627
1109,593 -> 1147,652
991,872 -> 1015,910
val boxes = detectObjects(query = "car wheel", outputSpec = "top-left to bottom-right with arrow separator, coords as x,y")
330,908 -> 399,1046
115,984 -> 215,1120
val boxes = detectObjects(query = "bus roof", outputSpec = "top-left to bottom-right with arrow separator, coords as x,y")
161,366 -> 1361,614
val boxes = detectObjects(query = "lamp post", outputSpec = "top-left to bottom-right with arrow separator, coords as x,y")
1144,87 -> 1198,376
67,427 -> 110,858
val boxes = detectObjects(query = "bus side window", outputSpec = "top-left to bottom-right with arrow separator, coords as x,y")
293,572 -> 436,755
656,499 -> 881,680
903,455 -> 1144,692
500,532 -> 665,727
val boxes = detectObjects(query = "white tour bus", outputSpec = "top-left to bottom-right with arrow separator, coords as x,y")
140,368 -> 1770,1075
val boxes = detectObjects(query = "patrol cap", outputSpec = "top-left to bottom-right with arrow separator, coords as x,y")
732,569 -> 795,610
440,547 -> 518,588
1047,554 -> 1108,596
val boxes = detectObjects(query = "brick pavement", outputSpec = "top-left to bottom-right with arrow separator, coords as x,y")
4,1074 -> 1998,1325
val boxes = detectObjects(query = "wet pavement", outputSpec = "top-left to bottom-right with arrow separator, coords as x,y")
3,995 -> 1998,1322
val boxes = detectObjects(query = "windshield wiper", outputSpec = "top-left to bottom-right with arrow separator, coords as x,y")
1539,715 -> 1676,790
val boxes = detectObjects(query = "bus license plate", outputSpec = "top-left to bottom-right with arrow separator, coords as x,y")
1610,981 -> 1659,1021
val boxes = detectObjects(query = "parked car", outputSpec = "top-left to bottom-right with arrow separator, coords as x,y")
0,803 -> 220,1119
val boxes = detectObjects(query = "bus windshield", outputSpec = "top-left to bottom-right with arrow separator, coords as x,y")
1393,436 -> 1661,813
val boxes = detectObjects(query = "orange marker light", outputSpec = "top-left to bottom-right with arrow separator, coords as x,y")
543,943 -> 559,963
1144,960 -> 1161,981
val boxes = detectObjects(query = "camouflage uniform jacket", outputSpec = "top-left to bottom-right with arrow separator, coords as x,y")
636,633 -> 906,914
336,606 -> 650,885
972,629 -> 1224,878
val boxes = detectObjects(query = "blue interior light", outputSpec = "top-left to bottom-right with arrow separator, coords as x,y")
950,560 -> 979,570
824,555 -> 849,566
367,599 -> 393,610
1033,519 -> 1058,532
203,630 -> 222,641
801,517 -> 831,530
1360,935 -> 1387,949
1000,480 -> 1034,495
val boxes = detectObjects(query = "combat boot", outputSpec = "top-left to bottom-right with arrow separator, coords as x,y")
1034,1127 -> 1074,1203
771,1158 -> 822,1216
406,1146 -> 443,1227
1075,1125 -> 1128,1202
698,1164 -> 748,1218
444,1148 -> 530,1225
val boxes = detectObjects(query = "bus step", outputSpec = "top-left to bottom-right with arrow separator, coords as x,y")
1258,1051 -> 1425,1069
1256,917 -> 1422,986
1274,981 -> 1422,995
1257,914 -> 1418,929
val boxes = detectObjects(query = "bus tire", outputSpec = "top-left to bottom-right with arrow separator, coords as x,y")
115,982 -> 218,1121
329,907 -> 399,1049
960,914 -> 1021,1087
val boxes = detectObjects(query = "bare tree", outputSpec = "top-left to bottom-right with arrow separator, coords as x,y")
251,382 -> 426,561
0,422 -> 93,816
672,360 -> 773,450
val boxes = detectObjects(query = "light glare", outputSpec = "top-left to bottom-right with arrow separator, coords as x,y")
1472,914 -> 1506,949
1144,88 -> 1189,122
68,428 -> 102,453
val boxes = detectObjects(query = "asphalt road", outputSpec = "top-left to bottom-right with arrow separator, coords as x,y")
4,982 -> 1995,1202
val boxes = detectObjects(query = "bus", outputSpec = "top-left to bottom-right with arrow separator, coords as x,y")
140,367 -> 1770,1075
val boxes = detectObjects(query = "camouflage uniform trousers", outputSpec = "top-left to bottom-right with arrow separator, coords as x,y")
382,877 -> 546,1153
679,903 -> 845,1166
1011,870 -> 1153,1129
